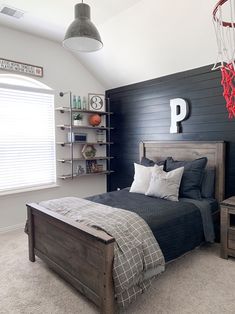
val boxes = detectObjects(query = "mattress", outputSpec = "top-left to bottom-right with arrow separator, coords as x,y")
87,188 -> 218,262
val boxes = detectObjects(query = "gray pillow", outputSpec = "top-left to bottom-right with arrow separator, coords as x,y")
201,168 -> 215,198
141,156 -> 165,167
146,166 -> 184,201
165,157 -> 208,200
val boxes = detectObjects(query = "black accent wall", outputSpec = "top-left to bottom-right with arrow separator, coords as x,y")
106,64 -> 235,197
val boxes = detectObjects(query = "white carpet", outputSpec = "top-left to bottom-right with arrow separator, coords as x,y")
1,229 -> 235,314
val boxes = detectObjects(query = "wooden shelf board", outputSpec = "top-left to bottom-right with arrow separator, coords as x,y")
58,157 -> 114,163
55,107 -> 113,115
57,125 -> 113,130
58,170 -> 114,179
56,142 -> 113,146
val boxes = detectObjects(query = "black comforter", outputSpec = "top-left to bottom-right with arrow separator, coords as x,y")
87,189 -> 217,262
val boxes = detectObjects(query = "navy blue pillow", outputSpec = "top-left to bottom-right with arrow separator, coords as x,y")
201,168 -> 215,198
165,157 -> 208,200
141,157 -> 165,168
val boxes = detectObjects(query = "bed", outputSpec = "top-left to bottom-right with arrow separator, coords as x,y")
26,141 -> 225,314
86,188 -> 218,262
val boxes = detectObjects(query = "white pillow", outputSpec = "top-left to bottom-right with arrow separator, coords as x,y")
145,165 -> 184,201
129,163 -> 163,195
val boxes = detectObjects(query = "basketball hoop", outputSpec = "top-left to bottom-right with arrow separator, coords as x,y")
213,0 -> 235,118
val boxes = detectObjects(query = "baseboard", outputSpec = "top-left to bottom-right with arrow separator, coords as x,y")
0,223 -> 25,234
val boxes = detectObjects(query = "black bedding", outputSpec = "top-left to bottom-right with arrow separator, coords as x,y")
87,188 -> 218,262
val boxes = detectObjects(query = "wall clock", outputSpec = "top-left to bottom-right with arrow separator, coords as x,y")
88,93 -> 105,112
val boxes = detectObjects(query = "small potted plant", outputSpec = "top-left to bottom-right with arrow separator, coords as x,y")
73,113 -> 83,126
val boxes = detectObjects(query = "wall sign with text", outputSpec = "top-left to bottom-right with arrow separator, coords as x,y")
0,58 -> 43,77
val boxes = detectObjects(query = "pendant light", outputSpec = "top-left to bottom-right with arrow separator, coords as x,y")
63,1 -> 103,52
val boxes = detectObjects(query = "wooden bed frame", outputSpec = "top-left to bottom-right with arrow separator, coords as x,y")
27,141 -> 225,314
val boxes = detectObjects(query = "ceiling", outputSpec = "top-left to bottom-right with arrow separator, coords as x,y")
0,0 -> 142,41
0,0 -> 219,89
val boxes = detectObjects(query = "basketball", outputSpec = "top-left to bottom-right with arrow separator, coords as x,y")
88,114 -> 101,126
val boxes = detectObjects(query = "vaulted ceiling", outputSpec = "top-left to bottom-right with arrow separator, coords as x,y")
0,0 -> 218,89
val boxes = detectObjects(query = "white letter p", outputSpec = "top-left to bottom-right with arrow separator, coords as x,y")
170,98 -> 189,133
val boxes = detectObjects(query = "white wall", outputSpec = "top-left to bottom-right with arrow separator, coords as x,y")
77,0 -> 218,89
0,25 -> 106,232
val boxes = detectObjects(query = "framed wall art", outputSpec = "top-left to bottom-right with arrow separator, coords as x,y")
88,93 -> 105,112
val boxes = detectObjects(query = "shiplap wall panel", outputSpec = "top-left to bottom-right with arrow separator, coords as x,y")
106,64 -> 235,197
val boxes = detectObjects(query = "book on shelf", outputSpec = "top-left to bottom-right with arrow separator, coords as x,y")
86,160 -> 104,173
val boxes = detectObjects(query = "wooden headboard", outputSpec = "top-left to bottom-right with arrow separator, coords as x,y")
139,141 -> 226,202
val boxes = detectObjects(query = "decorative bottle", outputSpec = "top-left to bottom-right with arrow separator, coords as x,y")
77,96 -> 81,109
72,95 -> 77,109
82,96 -> 87,110
96,129 -> 105,143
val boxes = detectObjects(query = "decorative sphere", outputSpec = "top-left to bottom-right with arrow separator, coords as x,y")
88,114 -> 101,126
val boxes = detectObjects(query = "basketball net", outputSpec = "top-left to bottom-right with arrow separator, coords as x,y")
213,0 -> 235,118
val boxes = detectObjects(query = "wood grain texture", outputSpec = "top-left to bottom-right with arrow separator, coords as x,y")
100,242 -> 115,314
221,196 -> 235,206
26,203 -> 115,314
106,64 -> 235,197
221,206 -> 229,259
27,206 -> 35,262
139,141 -> 225,202
220,198 -> 235,259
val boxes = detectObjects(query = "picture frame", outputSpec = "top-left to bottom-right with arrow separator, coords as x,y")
67,132 -> 87,143
74,133 -> 87,143
88,93 -> 105,112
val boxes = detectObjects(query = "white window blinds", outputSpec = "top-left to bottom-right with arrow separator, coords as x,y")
0,85 -> 56,193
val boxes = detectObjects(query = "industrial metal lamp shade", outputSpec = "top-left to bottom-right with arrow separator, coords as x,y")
63,3 -> 103,52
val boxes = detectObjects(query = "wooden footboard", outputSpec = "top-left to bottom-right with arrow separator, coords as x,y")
27,203 -> 116,314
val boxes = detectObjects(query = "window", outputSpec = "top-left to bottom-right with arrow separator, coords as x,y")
0,74 -> 56,194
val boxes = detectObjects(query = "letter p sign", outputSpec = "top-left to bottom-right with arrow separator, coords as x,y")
170,98 -> 189,133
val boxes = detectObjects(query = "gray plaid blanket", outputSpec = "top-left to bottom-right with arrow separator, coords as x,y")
39,197 -> 165,308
